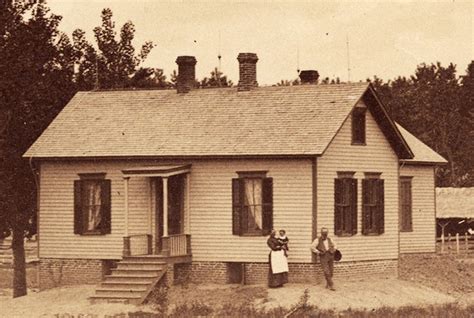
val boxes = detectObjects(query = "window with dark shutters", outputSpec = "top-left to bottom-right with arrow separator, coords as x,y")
352,107 -> 366,145
74,174 -> 111,235
232,173 -> 273,236
400,177 -> 413,232
362,177 -> 384,235
334,176 -> 357,236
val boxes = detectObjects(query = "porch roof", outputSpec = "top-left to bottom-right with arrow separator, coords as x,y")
122,164 -> 191,177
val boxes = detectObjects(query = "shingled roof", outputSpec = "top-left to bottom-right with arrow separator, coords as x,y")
24,82 -> 432,160
436,187 -> 474,218
396,124 -> 447,164
25,83 -> 369,158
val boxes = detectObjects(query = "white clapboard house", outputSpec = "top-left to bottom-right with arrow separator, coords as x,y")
24,53 -> 447,303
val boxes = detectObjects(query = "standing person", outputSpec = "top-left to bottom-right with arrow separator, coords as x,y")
267,229 -> 289,288
311,227 -> 337,291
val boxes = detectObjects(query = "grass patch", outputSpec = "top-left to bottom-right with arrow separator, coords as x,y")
121,303 -> 474,318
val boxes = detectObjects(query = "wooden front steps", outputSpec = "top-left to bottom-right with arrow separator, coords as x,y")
89,255 -> 167,305
89,254 -> 192,305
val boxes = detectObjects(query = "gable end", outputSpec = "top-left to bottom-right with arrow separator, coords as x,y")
361,85 -> 414,159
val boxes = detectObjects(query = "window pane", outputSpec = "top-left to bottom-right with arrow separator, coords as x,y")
84,181 -> 102,231
244,178 -> 263,231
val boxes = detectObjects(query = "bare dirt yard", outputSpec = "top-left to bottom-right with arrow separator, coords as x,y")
0,254 -> 472,317
399,253 -> 474,305
0,278 -> 465,317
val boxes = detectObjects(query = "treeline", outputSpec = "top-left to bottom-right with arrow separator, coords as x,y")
370,62 -> 474,188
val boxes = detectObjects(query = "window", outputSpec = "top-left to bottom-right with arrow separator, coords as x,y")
400,177 -> 413,232
232,172 -> 273,236
74,174 -> 111,235
352,107 -> 366,145
362,173 -> 384,235
334,172 -> 357,236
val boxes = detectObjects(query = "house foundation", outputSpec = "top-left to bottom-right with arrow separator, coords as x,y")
173,259 -> 398,285
39,258 -> 116,290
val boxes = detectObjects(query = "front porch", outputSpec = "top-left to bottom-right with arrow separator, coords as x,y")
90,165 -> 193,304
121,164 -> 193,259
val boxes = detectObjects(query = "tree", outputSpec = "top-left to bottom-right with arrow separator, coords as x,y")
73,8 -> 155,90
371,62 -> 474,187
199,67 -> 233,88
275,78 -> 300,86
0,0 -> 75,297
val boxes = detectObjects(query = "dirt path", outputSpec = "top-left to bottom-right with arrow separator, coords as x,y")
0,278 -> 463,317
261,278 -> 456,311
0,285 -> 151,318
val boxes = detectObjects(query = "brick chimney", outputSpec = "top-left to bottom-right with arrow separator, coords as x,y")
176,56 -> 197,93
237,53 -> 258,91
299,70 -> 319,84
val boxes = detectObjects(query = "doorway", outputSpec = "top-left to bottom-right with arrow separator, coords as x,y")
154,175 -> 185,253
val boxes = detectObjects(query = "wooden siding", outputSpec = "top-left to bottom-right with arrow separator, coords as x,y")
188,160 -> 313,263
317,101 -> 400,262
399,165 -> 436,253
39,159 -> 313,262
39,161 -> 150,259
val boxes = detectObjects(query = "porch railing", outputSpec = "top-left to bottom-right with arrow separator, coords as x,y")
123,234 -> 153,257
162,234 -> 191,257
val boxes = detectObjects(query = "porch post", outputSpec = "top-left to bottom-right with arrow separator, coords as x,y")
185,173 -> 191,234
163,177 -> 169,237
123,176 -> 131,257
123,176 -> 130,237
148,178 -> 153,235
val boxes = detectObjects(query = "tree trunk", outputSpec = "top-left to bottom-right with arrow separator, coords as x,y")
12,228 -> 27,298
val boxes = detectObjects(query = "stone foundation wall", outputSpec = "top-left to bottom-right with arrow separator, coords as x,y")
39,258 -> 109,290
174,259 -> 398,285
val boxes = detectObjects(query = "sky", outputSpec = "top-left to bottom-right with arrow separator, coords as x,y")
47,0 -> 473,85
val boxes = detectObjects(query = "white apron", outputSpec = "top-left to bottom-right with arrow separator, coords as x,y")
270,250 -> 289,274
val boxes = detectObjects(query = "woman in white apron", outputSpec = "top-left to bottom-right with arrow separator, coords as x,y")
267,229 -> 289,288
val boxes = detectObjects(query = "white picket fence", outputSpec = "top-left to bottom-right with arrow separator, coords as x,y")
436,233 -> 474,255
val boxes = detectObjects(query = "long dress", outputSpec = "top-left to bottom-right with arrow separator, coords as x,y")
267,236 -> 289,287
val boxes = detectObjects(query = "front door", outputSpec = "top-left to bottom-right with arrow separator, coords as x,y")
154,175 -> 185,253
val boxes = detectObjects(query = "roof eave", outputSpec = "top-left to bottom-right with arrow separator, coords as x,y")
400,159 -> 448,166
25,153 -> 322,161
364,84 -> 414,159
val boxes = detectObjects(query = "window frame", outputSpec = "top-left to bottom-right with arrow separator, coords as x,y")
334,172 -> 357,237
351,106 -> 367,145
400,176 -> 413,232
362,174 -> 384,236
74,173 -> 111,236
232,172 -> 272,237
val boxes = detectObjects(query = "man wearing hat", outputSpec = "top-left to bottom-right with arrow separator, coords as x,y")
311,227 -> 337,291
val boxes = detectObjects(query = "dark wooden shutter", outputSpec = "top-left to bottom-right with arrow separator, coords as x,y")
100,179 -> 112,234
334,179 -> 343,236
74,180 -> 83,234
232,178 -> 243,235
361,179 -> 369,235
262,178 -> 273,236
400,179 -> 412,231
376,179 -> 384,234
350,178 -> 358,235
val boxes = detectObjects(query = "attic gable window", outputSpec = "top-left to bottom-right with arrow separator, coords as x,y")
74,173 -> 111,235
232,171 -> 273,236
352,106 -> 366,145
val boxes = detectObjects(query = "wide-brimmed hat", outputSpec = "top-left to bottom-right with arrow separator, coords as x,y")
334,249 -> 342,261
